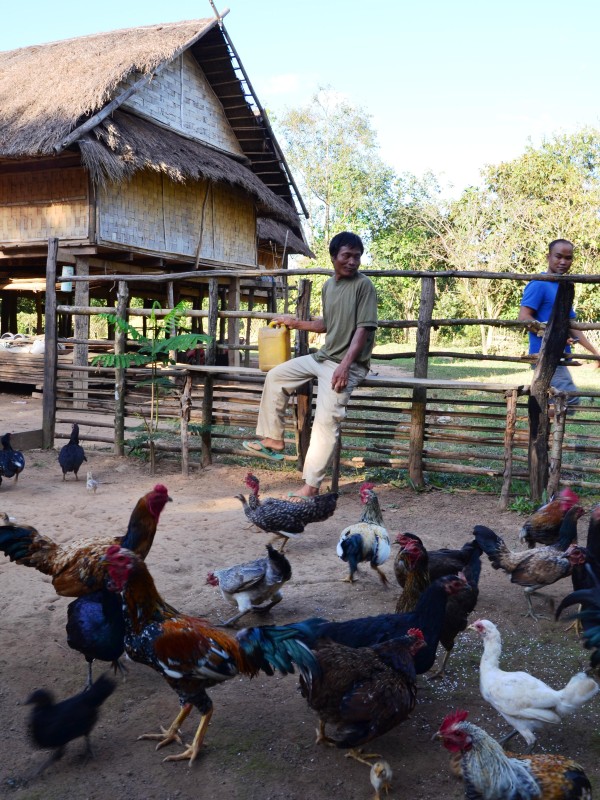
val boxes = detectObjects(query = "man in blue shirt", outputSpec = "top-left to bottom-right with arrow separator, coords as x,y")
518,239 -> 599,412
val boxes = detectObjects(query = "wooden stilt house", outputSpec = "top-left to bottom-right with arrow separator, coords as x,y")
0,16 -> 312,381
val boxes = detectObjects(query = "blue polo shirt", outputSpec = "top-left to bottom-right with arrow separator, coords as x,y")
521,274 -> 576,355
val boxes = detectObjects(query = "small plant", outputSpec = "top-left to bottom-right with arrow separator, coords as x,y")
92,301 -> 210,473
508,495 -> 536,515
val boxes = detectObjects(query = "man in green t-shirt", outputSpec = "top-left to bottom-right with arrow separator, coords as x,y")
244,231 -> 378,496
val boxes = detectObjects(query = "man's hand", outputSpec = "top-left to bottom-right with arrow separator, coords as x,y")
331,363 -> 350,392
526,320 -> 546,337
271,314 -> 298,329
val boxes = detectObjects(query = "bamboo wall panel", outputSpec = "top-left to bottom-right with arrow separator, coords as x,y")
0,167 -> 88,243
120,52 -> 243,157
97,173 -> 256,263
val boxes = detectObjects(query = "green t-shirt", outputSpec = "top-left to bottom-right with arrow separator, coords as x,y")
313,272 -> 378,368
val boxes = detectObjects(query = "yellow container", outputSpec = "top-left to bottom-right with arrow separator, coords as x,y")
258,322 -> 291,372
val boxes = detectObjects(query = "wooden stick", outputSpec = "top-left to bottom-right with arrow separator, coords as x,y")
114,281 -> 129,456
42,238 -> 59,449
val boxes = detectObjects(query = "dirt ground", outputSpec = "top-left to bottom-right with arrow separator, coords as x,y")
1,387 -> 599,800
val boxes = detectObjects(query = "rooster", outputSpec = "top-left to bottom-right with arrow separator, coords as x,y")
473,505 -> 586,619
298,629 -> 425,758
0,484 -> 171,597
206,544 -> 292,626
236,473 -> 337,551
519,487 -> 580,549
469,619 -> 599,751
435,709 -> 592,800
556,567 -> 600,672
58,423 -> 87,481
0,432 -> 25,484
336,482 -> 390,584
393,531 -> 481,588
101,545 -> 318,765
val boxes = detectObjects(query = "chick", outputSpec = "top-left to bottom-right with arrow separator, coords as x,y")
86,471 -> 99,494
370,760 -> 393,800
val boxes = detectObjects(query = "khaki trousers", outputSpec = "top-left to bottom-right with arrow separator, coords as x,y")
256,354 -> 368,488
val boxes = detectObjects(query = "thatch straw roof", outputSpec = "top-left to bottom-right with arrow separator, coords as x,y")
0,20 -> 215,156
257,218 -> 315,258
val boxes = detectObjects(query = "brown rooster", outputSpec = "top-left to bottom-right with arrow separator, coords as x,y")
0,484 -> 171,596
236,473 -> 337,551
393,531 -> 481,588
101,545 -> 318,765
473,505 -> 586,620
519,487 -> 580,549
436,709 -> 592,800
298,628 -> 426,759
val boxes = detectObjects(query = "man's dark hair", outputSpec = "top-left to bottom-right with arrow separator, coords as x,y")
329,231 -> 364,258
548,238 -> 573,253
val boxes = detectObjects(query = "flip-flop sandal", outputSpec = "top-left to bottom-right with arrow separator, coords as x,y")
242,441 -> 285,461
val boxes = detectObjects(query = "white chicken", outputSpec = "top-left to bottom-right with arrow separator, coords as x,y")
206,543 -> 292,626
370,760 -> 393,800
469,618 -> 599,751
337,482 -> 390,584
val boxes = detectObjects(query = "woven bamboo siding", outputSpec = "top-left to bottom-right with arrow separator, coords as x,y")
97,173 -> 256,263
120,52 -> 244,157
0,167 -> 88,243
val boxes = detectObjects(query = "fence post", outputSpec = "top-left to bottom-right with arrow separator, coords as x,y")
227,276 -> 241,367
547,392 -> 568,498
201,277 -> 219,466
180,372 -> 192,476
114,281 -> 129,456
408,276 -> 435,487
73,257 -> 89,409
295,279 -> 313,470
499,387 -> 518,510
42,238 -> 59,449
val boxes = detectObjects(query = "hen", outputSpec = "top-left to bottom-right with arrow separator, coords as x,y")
236,473 -> 337,551
206,543 -> 292,626
473,505 -> 586,619
336,482 -> 390,584
101,545 -> 318,765
66,585 -> 127,689
469,619 -> 598,751
26,674 -> 116,775
0,432 -> 25,485
393,531 -> 481,588
436,709 -> 592,800
0,483 -> 171,597
58,423 -> 87,481
395,536 -> 481,678
298,629 -> 425,755
271,573 -> 468,675
519,487 -> 580,549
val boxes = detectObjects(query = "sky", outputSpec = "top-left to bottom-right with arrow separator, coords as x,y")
2,0 -> 600,194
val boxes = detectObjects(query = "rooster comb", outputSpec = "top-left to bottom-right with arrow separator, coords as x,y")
152,484 -> 169,495
360,482 -> 375,492
439,710 -> 469,735
559,487 -> 579,505
407,627 -> 424,640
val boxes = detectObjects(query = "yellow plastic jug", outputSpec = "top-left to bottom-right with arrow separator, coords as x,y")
258,321 -> 291,372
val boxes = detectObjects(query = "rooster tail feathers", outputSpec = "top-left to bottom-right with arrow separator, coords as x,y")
0,524 -> 56,572
237,624 -> 320,679
472,525 -> 506,568
557,672 -> 599,714
86,674 -> 117,707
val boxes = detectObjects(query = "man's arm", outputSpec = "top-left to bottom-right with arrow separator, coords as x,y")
331,327 -> 371,392
272,313 -> 326,334
569,328 -> 600,369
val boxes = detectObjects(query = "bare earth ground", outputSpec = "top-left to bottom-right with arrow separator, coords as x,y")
1,387 -> 600,800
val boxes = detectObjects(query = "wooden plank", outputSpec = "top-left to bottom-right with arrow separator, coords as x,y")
42,238 -> 59,448
295,279 -> 312,470
114,281 -> 129,456
409,276 -> 435,487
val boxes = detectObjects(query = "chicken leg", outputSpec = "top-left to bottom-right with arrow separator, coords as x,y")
137,703 -> 191,750
163,708 -> 213,765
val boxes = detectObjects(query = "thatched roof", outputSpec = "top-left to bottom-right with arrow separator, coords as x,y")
79,111 -> 299,226
0,20 -> 216,155
257,218 -> 315,258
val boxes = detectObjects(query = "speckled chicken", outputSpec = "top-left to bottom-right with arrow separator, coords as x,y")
0,432 -> 25,485
0,484 -> 171,597
58,423 -> 87,480
236,473 -> 337,551
393,531 -> 481,588
436,709 -> 593,800
298,628 -> 425,752
337,482 -> 390,584
206,543 -> 292,626
519,487 -> 580,549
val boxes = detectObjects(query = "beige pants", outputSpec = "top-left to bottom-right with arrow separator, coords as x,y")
256,354 -> 368,488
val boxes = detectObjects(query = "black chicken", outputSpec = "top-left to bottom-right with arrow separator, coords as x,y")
0,432 -> 25,485
393,531 -> 481,588
272,573 -> 468,675
58,423 -> 87,480
299,629 -> 426,755
556,566 -> 600,671
26,674 -> 116,774
66,585 -> 127,689
236,473 -> 337,551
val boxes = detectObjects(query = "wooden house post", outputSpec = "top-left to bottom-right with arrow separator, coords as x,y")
73,257 -> 89,409
227,276 -> 241,367
408,277 -> 435,488
201,278 -> 219,466
114,281 -> 129,456
42,238 -> 59,449
528,282 -> 574,502
499,387 -> 519,510
244,288 -> 254,367
547,392 -> 568,498
294,279 -> 313,470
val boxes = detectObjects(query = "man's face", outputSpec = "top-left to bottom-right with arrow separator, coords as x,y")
332,245 -> 362,280
547,243 -> 574,275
